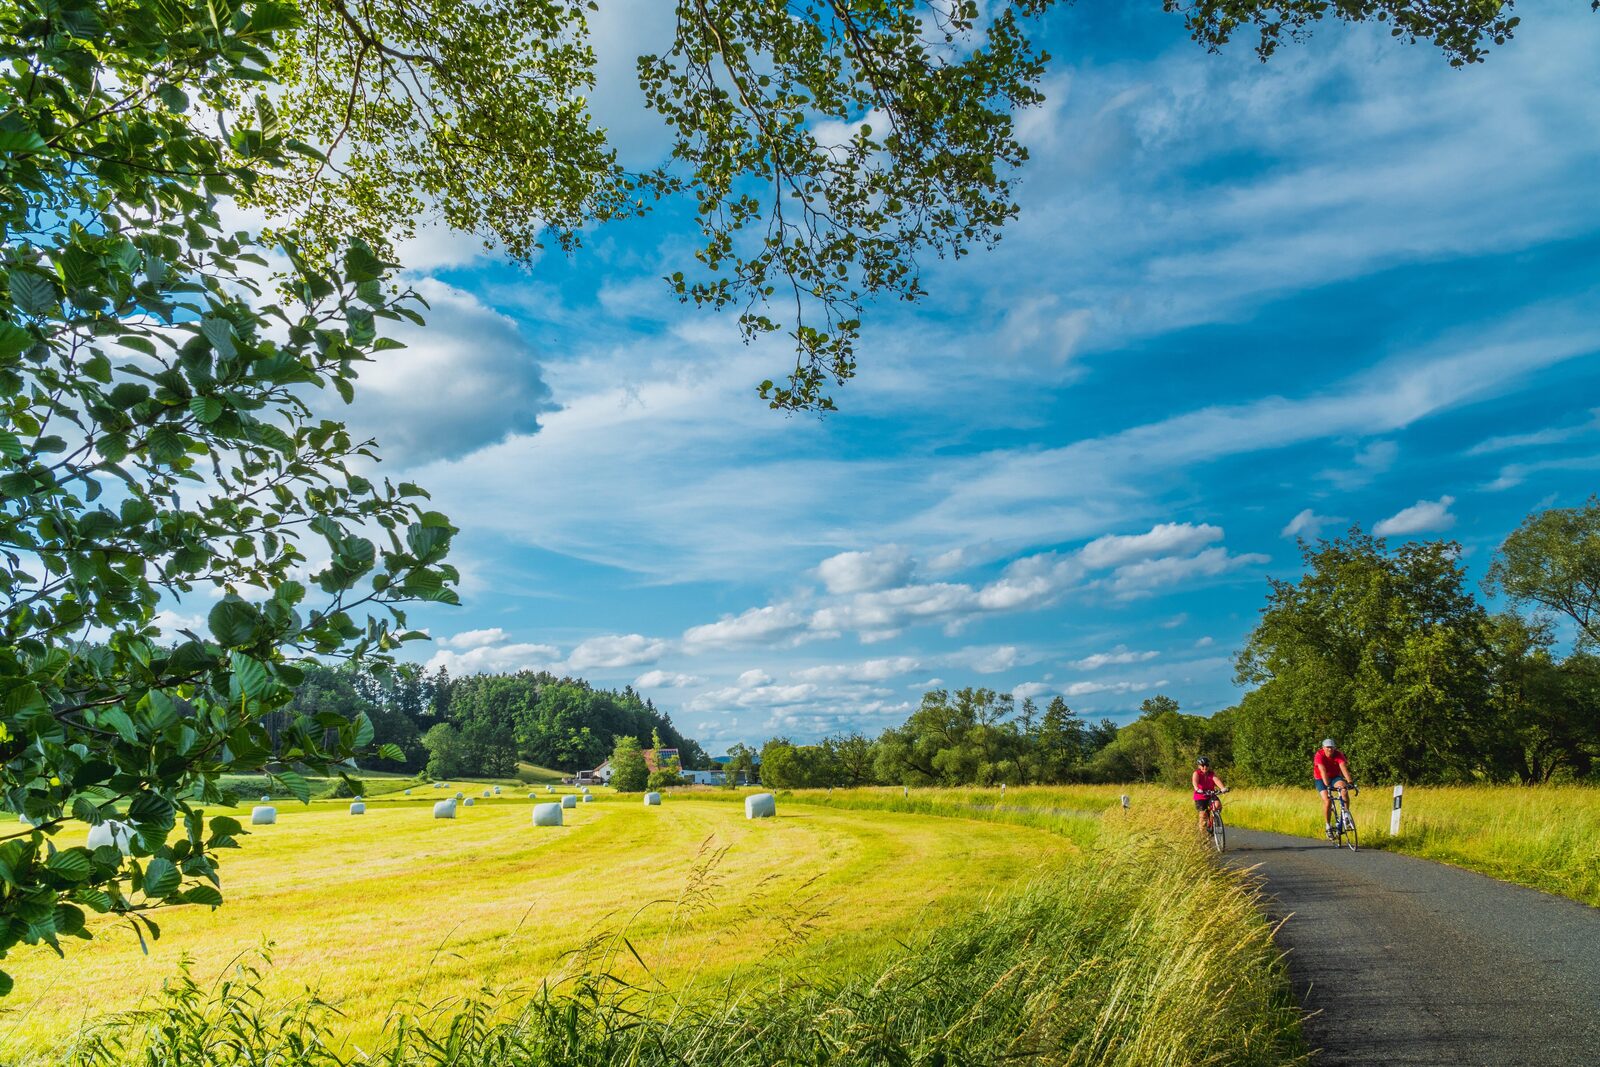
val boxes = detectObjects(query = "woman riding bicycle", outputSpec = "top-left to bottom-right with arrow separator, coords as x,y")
1313,738 -> 1357,839
1191,756 -> 1229,833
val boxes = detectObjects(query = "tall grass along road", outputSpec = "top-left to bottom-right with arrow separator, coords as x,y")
1225,827 -> 1600,1065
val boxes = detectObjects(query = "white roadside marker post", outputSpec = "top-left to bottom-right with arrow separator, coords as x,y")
1120,794 -> 1130,811
1391,784 -> 1404,837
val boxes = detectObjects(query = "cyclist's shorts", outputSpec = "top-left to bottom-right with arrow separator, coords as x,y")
1314,777 -> 1348,793
1193,796 -> 1212,811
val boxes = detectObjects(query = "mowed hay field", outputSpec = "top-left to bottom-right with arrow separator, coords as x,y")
0,789 -> 1075,1063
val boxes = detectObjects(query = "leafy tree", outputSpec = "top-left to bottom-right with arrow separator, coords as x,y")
646,768 -> 684,791
723,743 -> 758,786
874,688 -> 1022,786
827,733 -> 881,787
1233,530 -> 1496,784
421,723 -> 468,781
0,0 -> 455,988
1488,497 -> 1600,649
608,736 -> 648,793
1036,697 -> 1088,782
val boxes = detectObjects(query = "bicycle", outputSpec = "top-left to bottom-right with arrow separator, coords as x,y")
1328,782 -> 1359,851
1201,788 -> 1228,853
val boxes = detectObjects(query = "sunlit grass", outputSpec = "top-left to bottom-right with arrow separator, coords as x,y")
1220,783 -> 1600,905
0,785 -> 1077,1063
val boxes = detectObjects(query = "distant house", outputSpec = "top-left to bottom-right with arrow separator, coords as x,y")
643,748 -> 679,774
681,769 -> 725,786
709,753 -> 760,785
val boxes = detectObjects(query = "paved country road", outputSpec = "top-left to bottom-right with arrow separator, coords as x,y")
1223,828 -> 1600,1066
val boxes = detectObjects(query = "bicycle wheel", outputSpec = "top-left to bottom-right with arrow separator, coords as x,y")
1342,808 -> 1358,852
1211,811 -> 1226,853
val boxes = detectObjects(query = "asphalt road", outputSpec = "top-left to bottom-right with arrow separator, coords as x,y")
1222,827 -> 1600,1065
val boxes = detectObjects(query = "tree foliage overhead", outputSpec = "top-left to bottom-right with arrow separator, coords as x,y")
250,0 -> 1570,412
1487,496 -> 1600,649
0,0 -> 454,991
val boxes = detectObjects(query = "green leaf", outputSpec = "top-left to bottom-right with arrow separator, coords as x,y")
142,857 -> 180,898
377,743 -> 405,762
127,792 -> 175,831
190,395 -> 223,423
0,430 -> 22,461
231,653 -> 270,699
208,596 -> 260,646
8,271 -> 57,315
100,708 -> 138,744
353,712 -> 374,748
275,770 -> 311,804
46,850 -> 92,883
183,884 -> 223,907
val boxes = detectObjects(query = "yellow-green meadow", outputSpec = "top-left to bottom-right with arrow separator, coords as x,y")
1,787 -> 1077,1063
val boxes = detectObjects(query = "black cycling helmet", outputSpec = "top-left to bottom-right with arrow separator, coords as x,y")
1196,756 -> 1210,766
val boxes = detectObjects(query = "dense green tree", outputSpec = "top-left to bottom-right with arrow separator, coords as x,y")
827,733 -> 881,787
1036,697 -> 1089,782
1233,530 -> 1497,784
874,688 -> 1022,786
1488,498 -> 1600,649
420,723 -> 468,781
608,736 -> 648,793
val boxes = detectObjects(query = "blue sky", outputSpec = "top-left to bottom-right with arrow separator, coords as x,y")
300,3 -> 1600,754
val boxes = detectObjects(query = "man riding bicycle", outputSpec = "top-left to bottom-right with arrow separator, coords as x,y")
1313,738 -> 1356,839
1192,756 -> 1229,833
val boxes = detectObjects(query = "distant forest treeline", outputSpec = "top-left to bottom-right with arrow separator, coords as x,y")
278,668 -> 709,779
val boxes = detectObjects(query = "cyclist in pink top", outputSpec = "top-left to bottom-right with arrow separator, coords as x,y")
1313,738 -> 1356,839
1191,756 -> 1229,833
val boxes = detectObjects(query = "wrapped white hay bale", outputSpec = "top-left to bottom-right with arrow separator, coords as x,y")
532,802 -> 563,827
482,790 -> 491,798
87,819 -> 132,855
251,806 -> 277,825
527,792 -> 536,799
349,801 -> 366,815
493,786 -> 502,795
434,799 -> 456,819
581,786 -> 591,795
454,792 -> 464,800
560,794 -> 577,809
745,793 -> 776,819
435,782 -> 446,788
260,795 -> 271,802
644,792 -> 661,806
545,785 -> 555,793
404,789 -> 413,796
465,797 -> 475,806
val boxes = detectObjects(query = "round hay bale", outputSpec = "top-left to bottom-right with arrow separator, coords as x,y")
251,806 -> 277,825
433,799 -> 456,819
493,786 -> 501,795
582,794 -> 595,803
17,814 -> 33,827
404,789 -> 413,795
560,794 -> 577,809
482,789 -> 491,798
260,794 -> 271,802
454,792 -> 464,800
532,802 -> 563,827
87,819 -> 132,855
349,801 -> 366,815
465,797 -> 475,806
545,785 -> 555,793
581,786 -> 591,795
644,792 -> 661,806
744,793 -> 776,819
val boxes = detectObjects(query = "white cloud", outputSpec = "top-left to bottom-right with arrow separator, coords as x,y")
1079,523 -> 1224,570
736,668 -> 773,688
1194,636 -> 1215,648
441,627 -> 509,650
969,645 -> 1022,674
1281,508 -> 1341,539
567,633 -> 669,670
1108,547 -> 1269,596
426,642 -> 563,676
1374,495 -> 1457,537
634,670 -> 701,689
792,657 -> 921,683
1063,678 -> 1168,698
1012,681 -> 1053,700
815,547 -> 914,595
682,604 -> 808,651
344,279 -> 555,464
1069,646 -> 1159,671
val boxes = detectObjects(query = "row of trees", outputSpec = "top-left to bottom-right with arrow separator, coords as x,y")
279,665 -> 708,781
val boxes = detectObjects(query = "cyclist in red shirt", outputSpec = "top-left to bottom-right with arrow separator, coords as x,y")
1313,738 -> 1356,839
1191,756 -> 1229,833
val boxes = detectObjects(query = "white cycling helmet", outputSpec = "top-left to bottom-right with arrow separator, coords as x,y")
1321,738 -> 1336,748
